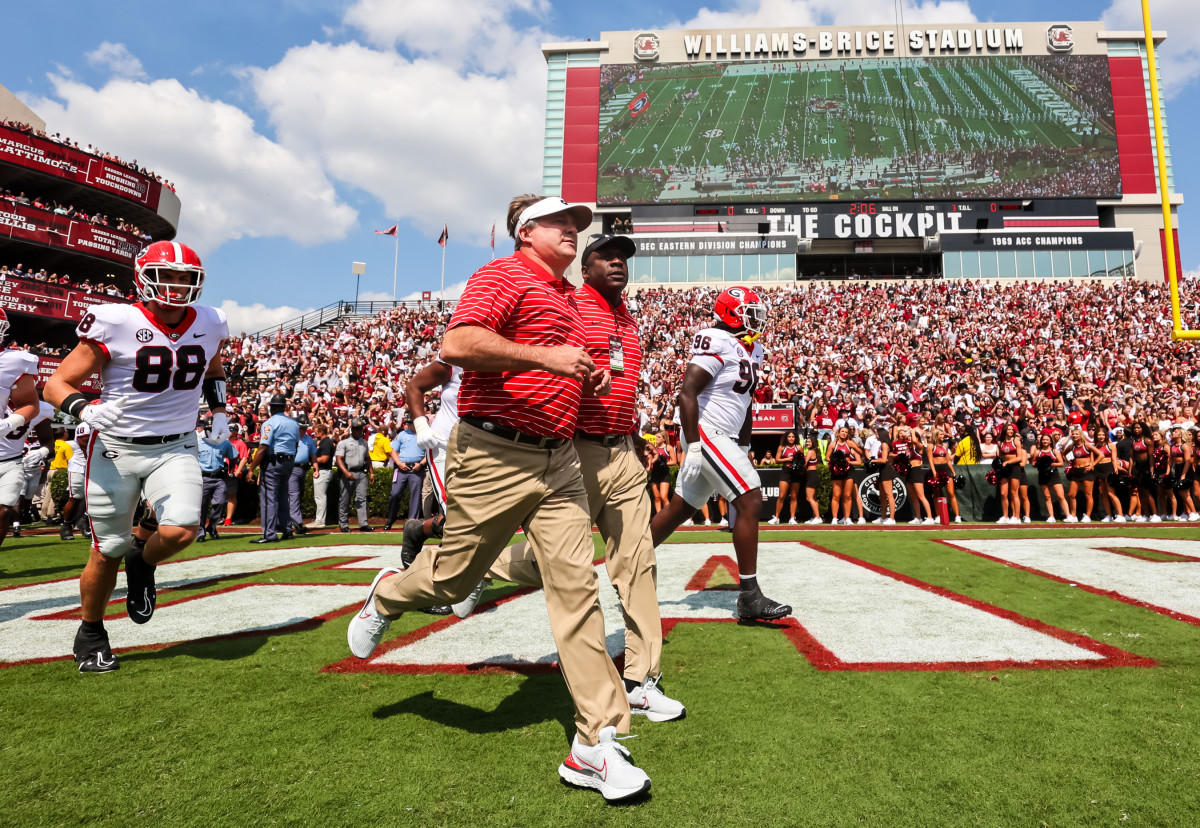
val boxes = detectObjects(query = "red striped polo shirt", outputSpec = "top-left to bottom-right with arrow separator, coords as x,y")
574,283 -> 641,436
448,251 -> 584,439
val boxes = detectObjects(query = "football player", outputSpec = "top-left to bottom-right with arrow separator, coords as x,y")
60,421 -> 94,541
45,241 -> 231,673
9,401 -> 57,540
0,308 -> 43,544
648,286 -> 792,622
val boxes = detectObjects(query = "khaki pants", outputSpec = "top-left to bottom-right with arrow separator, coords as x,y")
373,422 -> 629,744
489,435 -> 662,684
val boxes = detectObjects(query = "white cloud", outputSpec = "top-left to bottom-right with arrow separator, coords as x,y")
1102,0 -> 1200,98
676,0 -> 976,30
86,42 -> 147,80
218,299 -> 314,337
26,72 -> 357,254
249,40 -> 545,245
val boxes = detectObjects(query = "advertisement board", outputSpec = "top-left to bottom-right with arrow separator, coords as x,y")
0,126 -> 163,210
0,201 -> 140,266
0,278 -> 125,323
597,55 -> 1119,205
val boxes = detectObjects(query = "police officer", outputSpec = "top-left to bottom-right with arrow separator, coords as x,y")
246,394 -> 299,544
335,418 -> 373,532
287,414 -> 317,535
384,415 -> 426,529
195,415 -> 238,543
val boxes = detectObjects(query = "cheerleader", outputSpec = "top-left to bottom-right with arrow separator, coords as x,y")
1033,433 -> 1070,522
802,433 -> 824,525
826,426 -> 857,525
1128,421 -> 1153,522
1064,428 -> 1097,522
1182,428 -> 1200,521
925,427 -> 962,523
647,430 -> 672,516
1016,441 -> 1034,524
768,430 -> 801,525
913,426 -> 940,525
869,428 -> 897,525
997,423 -> 1023,525
1150,429 -> 1172,523
1165,427 -> 1196,521
1090,427 -> 1125,523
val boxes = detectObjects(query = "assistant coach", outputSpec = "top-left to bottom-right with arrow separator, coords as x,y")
346,195 -> 652,803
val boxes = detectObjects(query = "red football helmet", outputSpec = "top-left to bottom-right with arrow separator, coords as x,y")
714,286 -> 766,335
135,241 -> 205,306
0,307 -> 8,343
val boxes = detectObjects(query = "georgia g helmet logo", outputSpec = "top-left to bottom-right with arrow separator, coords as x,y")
715,285 -> 767,335
135,241 -> 206,307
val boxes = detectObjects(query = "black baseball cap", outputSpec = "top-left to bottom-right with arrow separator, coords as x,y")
581,234 -> 636,265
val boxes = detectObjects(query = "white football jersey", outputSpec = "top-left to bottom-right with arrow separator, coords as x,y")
688,327 -> 763,436
0,349 -> 40,415
77,302 -> 229,439
0,400 -> 54,463
430,357 -> 462,442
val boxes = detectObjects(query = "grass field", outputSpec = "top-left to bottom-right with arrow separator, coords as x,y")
3,526 -> 1199,827
597,55 -> 1121,205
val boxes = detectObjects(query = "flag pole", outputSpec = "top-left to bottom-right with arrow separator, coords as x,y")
440,219 -> 447,301
392,221 -> 399,301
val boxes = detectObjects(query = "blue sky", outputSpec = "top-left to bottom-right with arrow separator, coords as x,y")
4,0 -> 1196,334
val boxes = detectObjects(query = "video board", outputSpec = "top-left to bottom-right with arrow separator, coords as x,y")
597,55 -> 1120,205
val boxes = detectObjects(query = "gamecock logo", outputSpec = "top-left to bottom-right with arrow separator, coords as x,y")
633,32 -> 660,61
1047,25 -> 1074,52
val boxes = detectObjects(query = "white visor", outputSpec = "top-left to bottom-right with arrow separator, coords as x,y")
516,197 -> 592,234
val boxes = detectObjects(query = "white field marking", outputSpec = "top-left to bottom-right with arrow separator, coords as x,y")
945,537 -> 1200,623
369,543 -> 1107,671
0,546 -> 388,664
0,584 -> 364,663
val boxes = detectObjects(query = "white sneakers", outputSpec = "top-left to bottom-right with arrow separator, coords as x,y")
856,517 -> 867,525
1149,515 -> 1162,523
882,518 -> 896,525
787,517 -> 798,526
805,517 -> 823,525
911,517 -> 924,525
767,516 -> 780,525
996,517 -> 1009,525
1189,513 -> 1200,522
347,567 -> 402,659
626,676 -> 686,722
1115,515 -> 1127,523
954,516 -> 963,524
923,517 -> 937,525
451,578 -> 492,619
682,519 -> 694,527
1046,516 -> 1056,524
1080,515 -> 1091,523
1021,516 -> 1031,524
718,517 -> 729,527
703,520 -> 712,527
559,726 -> 651,802
1063,515 -> 1079,523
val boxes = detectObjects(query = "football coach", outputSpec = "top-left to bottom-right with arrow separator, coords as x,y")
346,195 -> 652,802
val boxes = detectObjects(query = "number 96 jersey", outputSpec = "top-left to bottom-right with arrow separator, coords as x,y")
688,327 -> 762,435
77,302 -> 229,439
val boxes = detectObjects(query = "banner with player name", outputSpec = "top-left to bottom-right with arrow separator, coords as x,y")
0,278 -> 123,323
34,355 -> 101,393
0,125 -> 163,210
0,202 -> 140,266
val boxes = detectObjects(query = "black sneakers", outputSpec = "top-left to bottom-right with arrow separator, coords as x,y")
73,625 -> 119,673
124,548 -> 157,624
737,589 -> 792,622
400,519 -> 426,569
60,525 -> 75,541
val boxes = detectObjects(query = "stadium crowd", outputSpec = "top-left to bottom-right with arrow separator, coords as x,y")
206,276 -> 1200,525
0,262 -> 134,300
1,118 -> 177,192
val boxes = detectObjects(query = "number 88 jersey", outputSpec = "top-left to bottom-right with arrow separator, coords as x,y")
77,302 -> 229,439
688,327 -> 762,435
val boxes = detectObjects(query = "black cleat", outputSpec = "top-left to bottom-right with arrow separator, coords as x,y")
124,549 -> 157,624
401,519 -> 426,569
250,537 -> 277,544
60,525 -> 75,541
81,525 -> 92,540
293,525 -> 307,535
206,525 -> 219,540
73,625 -> 119,673
419,605 -> 453,616
737,589 -> 792,622
10,527 -> 19,538
196,534 -> 206,543
358,525 -> 373,533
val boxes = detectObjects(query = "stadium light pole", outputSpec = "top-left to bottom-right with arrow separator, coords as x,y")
1142,0 -> 1194,339
352,260 -> 366,308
